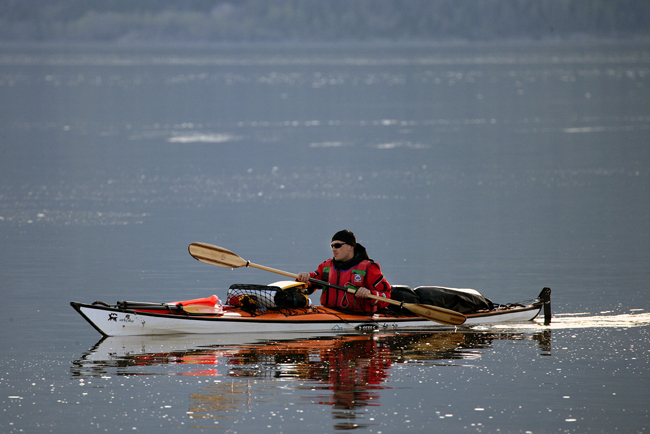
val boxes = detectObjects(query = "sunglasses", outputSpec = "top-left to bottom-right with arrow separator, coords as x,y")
330,242 -> 347,249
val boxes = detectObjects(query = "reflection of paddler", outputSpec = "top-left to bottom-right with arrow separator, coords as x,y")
226,335 -> 380,375
324,339 -> 391,387
319,338 -> 391,409
226,337 -> 360,370
223,334 -> 393,400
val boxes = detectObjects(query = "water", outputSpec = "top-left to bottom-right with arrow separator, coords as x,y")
1,41 -> 649,433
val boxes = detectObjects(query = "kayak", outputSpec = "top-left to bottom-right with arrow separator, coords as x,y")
70,283 -> 551,337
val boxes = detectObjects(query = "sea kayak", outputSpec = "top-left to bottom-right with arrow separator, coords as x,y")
70,283 -> 551,337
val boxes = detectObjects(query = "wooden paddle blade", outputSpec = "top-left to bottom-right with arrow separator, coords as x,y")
188,243 -> 248,268
403,303 -> 467,326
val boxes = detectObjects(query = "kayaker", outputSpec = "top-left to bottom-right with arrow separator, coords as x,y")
297,229 -> 392,313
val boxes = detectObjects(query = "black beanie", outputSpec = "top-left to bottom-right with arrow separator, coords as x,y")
331,229 -> 357,246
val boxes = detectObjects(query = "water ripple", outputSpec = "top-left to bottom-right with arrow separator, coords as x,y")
483,312 -> 650,331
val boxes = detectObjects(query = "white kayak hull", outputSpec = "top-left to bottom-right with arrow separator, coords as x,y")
71,287 -> 550,337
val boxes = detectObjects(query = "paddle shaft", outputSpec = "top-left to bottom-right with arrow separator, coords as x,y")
245,261 -> 465,325
246,261 -> 431,310
187,243 -> 365,296
243,262 -> 383,300
188,242 -> 466,325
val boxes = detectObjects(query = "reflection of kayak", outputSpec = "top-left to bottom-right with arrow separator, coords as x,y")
71,329 -> 551,428
70,283 -> 550,337
72,329 -> 552,378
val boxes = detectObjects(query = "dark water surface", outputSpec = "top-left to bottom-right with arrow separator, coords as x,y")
1,42 -> 649,433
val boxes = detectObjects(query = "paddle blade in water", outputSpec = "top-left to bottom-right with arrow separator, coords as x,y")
188,243 -> 248,268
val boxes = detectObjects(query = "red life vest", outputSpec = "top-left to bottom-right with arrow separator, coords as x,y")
319,258 -> 377,312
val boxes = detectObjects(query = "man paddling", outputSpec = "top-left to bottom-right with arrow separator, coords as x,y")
297,230 -> 392,313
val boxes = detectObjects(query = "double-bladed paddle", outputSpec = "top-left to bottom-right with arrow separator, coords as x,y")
188,242 -> 466,326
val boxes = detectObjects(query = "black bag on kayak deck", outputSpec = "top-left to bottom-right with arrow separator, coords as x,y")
414,286 -> 493,314
226,284 -> 310,312
274,288 -> 309,309
387,285 -> 420,315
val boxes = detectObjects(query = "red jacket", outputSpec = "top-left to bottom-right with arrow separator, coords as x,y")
308,257 -> 391,313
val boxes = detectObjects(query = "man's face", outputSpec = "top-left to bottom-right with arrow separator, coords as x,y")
331,240 -> 354,262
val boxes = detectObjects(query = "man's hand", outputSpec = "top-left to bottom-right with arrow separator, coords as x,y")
297,272 -> 311,283
354,287 -> 371,299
